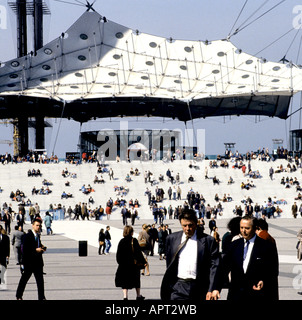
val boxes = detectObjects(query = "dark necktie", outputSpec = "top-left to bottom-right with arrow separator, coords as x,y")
35,235 -> 40,247
243,240 -> 250,261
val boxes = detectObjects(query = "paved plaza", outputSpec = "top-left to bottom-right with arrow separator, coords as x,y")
1,217 -> 302,301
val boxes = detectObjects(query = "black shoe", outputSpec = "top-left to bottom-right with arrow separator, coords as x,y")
136,295 -> 145,300
123,298 -> 128,300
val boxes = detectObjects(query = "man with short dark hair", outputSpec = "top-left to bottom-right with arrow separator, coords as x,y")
104,226 -> 111,255
160,209 -> 220,301
16,219 -> 47,300
223,215 -> 279,301
16,209 -> 25,229
255,218 -> 276,244
121,205 -> 128,226
148,224 -> 158,256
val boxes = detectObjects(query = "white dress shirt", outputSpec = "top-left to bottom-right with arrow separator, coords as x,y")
243,235 -> 256,273
177,231 -> 198,279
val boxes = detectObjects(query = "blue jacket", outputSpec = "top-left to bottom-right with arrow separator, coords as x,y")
44,215 -> 52,228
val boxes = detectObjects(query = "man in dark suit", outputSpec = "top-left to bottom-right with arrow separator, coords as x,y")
0,226 -> 10,268
0,226 -> 10,288
222,215 -> 279,301
0,226 -> 10,267
16,209 -> 25,229
160,209 -> 220,301
148,224 -> 158,256
16,219 -> 47,300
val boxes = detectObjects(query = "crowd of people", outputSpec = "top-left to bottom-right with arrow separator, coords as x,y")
0,145 -> 302,228
114,208 -> 281,301
1,144 -> 302,301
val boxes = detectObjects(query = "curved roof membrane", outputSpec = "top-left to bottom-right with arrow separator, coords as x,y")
0,10 -> 301,121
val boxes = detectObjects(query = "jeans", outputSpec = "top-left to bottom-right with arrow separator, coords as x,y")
105,239 -> 111,253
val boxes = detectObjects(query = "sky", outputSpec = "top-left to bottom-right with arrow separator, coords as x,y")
0,0 -> 302,157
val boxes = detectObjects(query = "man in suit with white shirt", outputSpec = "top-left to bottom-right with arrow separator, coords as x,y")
16,219 -> 47,300
160,209 -> 220,301
222,215 -> 279,301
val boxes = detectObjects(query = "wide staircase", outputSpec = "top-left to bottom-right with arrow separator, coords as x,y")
0,157 -> 300,221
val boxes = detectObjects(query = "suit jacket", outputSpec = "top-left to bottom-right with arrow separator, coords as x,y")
21,230 -> 44,269
0,234 -> 10,267
11,230 -> 24,247
160,227 -> 220,300
223,235 -> 279,301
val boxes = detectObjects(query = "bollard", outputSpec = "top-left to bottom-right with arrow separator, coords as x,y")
79,240 -> 88,256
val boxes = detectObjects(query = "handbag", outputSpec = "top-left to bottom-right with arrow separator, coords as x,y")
131,239 -> 145,269
138,237 -> 147,247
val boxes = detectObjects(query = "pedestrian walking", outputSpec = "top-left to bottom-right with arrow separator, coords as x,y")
269,167 -> 274,180
158,225 -> 168,260
11,225 -> 24,265
138,224 -> 151,276
292,202 -> 298,218
148,224 -> 158,256
222,215 -> 279,301
28,204 -> 36,224
2,210 -> 12,235
115,226 -> 146,300
131,208 -> 138,226
16,209 -> 25,229
121,205 -> 128,226
105,205 -> 112,220
160,209 -> 220,300
104,226 -> 111,254
98,228 -> 106,255
44,212 -> 53,235
109,168 -> 114,180
16,219 -> 47,300
0,225 -> 10,289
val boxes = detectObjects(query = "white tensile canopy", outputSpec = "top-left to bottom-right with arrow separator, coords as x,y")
127,143 -> 148,151
0,10 -> 301,105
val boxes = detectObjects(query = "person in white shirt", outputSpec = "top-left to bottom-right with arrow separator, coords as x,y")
223,215 -> 279,301
160,209 -> 220,301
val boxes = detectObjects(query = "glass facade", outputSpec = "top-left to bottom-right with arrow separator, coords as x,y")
290,130 -> 302,154
79,129 -> 195,161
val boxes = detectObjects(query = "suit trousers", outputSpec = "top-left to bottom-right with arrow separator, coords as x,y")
122,216 -> 128,226
16,266 -> 45,300
170,278 -> 198,300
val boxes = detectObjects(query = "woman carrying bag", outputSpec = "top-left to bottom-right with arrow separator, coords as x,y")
115,226 -> 146,300
138,224 -> 151,276
98,228 -> 106,255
